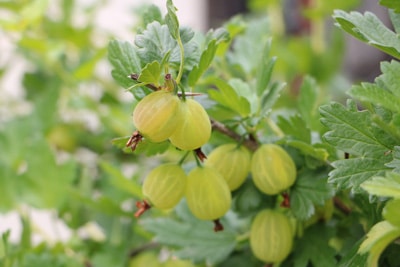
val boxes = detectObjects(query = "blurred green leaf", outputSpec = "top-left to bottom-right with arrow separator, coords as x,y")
386,146 -> 400,171
255,40 -> 275,96
333,10 -> 400,59
99,161 -> 142,199
380,0 -> 400,13
293,223 -> 338,267
358,220 -> 400,267
259,81 -> 285,116
389,9 -> 400,33
297,76 -> 320,130
277,115 -> 311,143
188,40 -> 217,87
165,0 -> 179,40
207,77 -> 251,117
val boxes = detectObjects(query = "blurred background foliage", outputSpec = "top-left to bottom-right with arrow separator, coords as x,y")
0,0 -> 387,266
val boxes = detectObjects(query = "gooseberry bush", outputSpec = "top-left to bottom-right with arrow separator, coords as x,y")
108,0 -> 400,266
2,0 -> 400,266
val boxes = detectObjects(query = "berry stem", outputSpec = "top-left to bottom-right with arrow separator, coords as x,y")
213,219 -> 224,232
134,200 -> 151,218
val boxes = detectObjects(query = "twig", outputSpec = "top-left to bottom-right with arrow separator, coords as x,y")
211,119 -> 259,152
333,196 -> 351,215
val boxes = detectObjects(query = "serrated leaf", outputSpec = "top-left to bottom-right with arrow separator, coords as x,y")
138,61 -> 162,86
361,172 -> 400,198
386,146 -> 400,171
320,102 -> 390,157
329,157 -> 391,192
383,199 -> 400,227
389,9 -> 400,33
349,83 -> 400,113
165,0 -> 179,39
358,220 -> 400,267
333,10 -> 400,59
380,0 -> 400,13
290,170 -> 334,220
108,40 -> 141,88
207,77 -> 251,117
377,60 -> 400,98
135,22 -> 198,69
293,223 -> 338,267
141,216 -> 236,265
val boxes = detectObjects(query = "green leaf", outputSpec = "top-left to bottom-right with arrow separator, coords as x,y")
141,201 -> 236,265
277,115 -> 311,143
320,101 -> 392,157
99,161 -> 142,199
377,60 -> 400,98
329,157 -> 391,192
358,220 -> 400,267
227,17 -> 270,75
293,223 -> 338,267
290,170 -> 334,220
389,9 -> 400,33
108,40 -> 141,88
255,40 -> 275,96
297,76 -> 321,130
165,0 -> 179,40
207,77 -> 251,117
380,0 -> 400,13
338,239 -> 369,267
383,199 -> 400,227
349,83 -> 400,113
188,40 -> 217,87
134,22 -> 198,69
138,61 -> 162,87
333,10 -> 400,59
287,140 -> 329,162
361,172 -> 400,198
259,81 -> 285,116
386,146 -> 400,171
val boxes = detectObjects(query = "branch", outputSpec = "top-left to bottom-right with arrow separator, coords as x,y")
210,118 -> 259,152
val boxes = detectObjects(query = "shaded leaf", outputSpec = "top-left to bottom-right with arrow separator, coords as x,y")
290,170 -> 334,220
293,223 -> 338,267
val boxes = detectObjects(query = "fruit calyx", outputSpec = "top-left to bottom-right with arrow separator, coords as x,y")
280,192 -> 290,208
213,219 -> 224,232
126,131 -> 144,151
135,200 -> 151,217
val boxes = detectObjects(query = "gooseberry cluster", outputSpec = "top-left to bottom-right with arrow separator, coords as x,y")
128,75 -> 297,262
